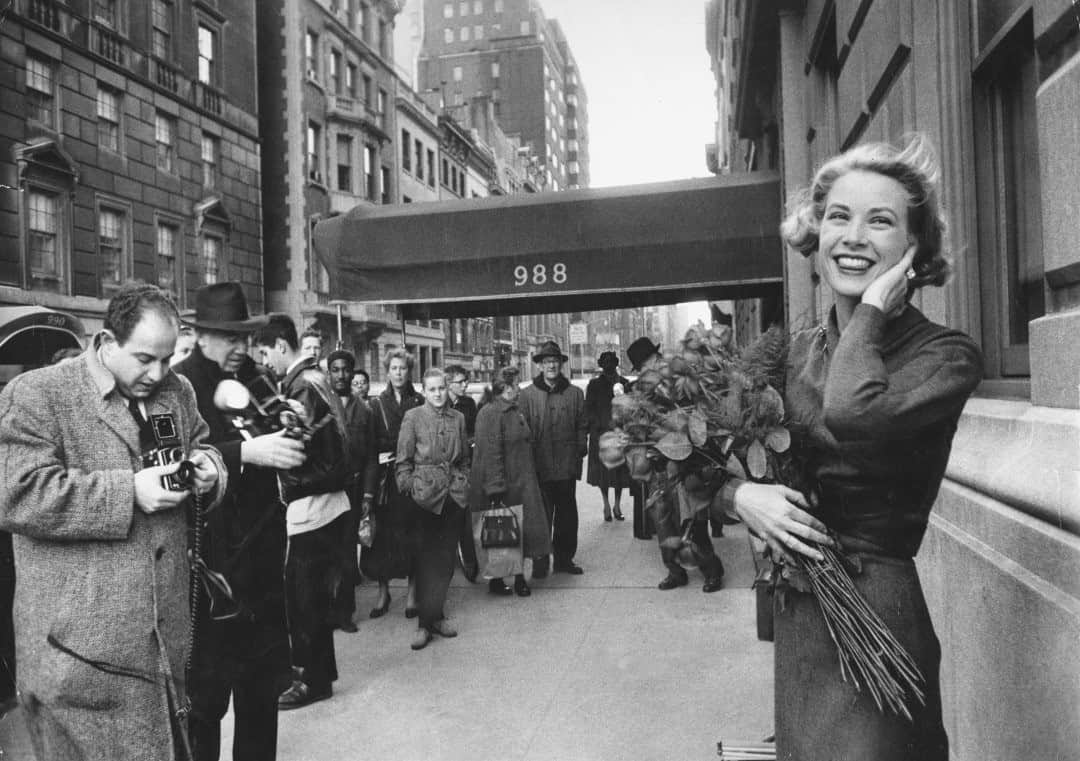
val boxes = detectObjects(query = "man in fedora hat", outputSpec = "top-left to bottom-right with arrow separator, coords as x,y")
626,335 -> 725,594
518,341 -> 588,577
173,282 -> 306,760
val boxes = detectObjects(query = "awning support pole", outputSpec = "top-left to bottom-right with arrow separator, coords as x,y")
399,307 -> 407,350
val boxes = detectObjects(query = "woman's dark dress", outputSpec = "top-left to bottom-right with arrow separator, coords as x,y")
771,304 -> 982,761
585,373 -> 632,489
360,385 -> 423,581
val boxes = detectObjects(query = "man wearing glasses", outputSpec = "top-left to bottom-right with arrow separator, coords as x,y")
445,365 -> 479,582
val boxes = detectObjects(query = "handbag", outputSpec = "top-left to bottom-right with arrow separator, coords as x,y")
357,506 -> 376,548
481,507 -> 521,548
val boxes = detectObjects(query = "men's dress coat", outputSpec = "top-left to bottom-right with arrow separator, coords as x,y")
0,349 -> 225,761
517,374 -> 588,482
468,397 -> 552,557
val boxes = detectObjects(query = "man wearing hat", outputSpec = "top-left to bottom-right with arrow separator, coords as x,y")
173,282 -> 306,761
518,341 -> 588,577
627,336 -> 725,594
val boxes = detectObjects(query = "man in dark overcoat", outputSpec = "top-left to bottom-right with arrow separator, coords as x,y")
0,283 -> 226,760
173,282 -> 307,760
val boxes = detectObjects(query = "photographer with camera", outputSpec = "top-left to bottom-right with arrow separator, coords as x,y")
0,283 -> 225,761
253,314 -> 352,711
172,283 -> 306,761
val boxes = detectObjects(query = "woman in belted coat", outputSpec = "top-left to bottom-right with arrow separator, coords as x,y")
468,366 -> 552,597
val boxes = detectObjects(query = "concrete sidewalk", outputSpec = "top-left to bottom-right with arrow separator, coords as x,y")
0,485 -> 775,760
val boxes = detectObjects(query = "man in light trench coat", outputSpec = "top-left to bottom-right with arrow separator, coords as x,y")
0,283 -> 226,761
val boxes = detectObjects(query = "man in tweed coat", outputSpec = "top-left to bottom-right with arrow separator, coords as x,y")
0,283 -> 226,761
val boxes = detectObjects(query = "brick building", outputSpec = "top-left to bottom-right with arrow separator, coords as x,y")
0,0 -> 264,332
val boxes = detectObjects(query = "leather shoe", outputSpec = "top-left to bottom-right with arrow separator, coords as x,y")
514,576 -> 531,597
702,577 -> 724,593
369,593 -> 390,619
532,556 -> 549,579
430,619 -> 458,638
488,578 -> 513,596
553,561 -> 584,575
410,629 -> 432,650
405,606 -> 418,619
613,506 -> 625,521
278,680 -> 331,710
658,573 -> 688,591
335,615 -> 358,633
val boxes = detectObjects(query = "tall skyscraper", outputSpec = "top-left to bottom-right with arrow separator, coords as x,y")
415,0 -> 588,191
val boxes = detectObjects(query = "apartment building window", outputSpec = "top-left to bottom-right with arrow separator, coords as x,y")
330,50 -> 342,93
93,0 -> 118,27
473,0 -> 483,12
360,3 -> 372,43
97,85 -> 121,152
308,122 -> 323,183
973,11 -> 1045,378
200,234 -> 221,285
453,91 -> 463,106
381,166 -> 391,204
474,25 -> 483,39
346,63 -> 357,96
97,204 -> 128,296
459,1 -> 469,16
27,190 -> 61,286
305,31 -> 319,79
453,66 -> 463,82
494,0 -> 503,11
460,26 -> 470,41
362,74 -> 373,104
197,24 -> 218,85
364,144 -> 376,200
491,61 -> 500,78
379,19 -> 389,58
414,140 -> 424,181
26,54 -> 57,129
151,0 -> 173,60
427,149 -> 435,187
201,133 -> 218,188
337,134 -> 353,191
444,28 -> 454,43
156,219 -> 181,296
441,157 -> 449,185
378,89 -> 388,129
520,20 -> 530,35
443,3 -> 453,18
155,112 -> 176,172
401,129 -> 412,171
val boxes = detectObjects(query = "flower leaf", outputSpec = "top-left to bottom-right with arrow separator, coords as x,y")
688,410 -> 708,446
656,431 -> 693,461
747,439 -> 768,478
725,453 -> 747,480
765,426 -> 791,453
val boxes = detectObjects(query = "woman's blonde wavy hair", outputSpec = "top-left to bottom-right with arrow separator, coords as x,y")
780,134 -> 951,289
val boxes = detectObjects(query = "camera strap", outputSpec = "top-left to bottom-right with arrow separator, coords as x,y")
126,396 -> 156,454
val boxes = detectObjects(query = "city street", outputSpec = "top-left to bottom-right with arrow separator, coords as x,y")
0,485 -> 773,760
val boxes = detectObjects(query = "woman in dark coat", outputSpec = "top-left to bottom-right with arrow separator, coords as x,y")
468,367 -> 552,597
361,348 -> 423,618
585,351 -> 632,521
723,136 -> 982,760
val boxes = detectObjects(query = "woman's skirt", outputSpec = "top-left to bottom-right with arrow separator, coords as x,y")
359,470 -> 422,581
773,546 -> 948,761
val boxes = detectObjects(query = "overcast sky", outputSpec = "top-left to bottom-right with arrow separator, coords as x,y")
538,0 -> 717,189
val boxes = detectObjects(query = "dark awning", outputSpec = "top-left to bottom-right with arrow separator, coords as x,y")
0,306 -> 85,368
314,172 -> 783,319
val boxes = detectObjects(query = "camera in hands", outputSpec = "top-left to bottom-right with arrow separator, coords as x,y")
142,413 -> 196,491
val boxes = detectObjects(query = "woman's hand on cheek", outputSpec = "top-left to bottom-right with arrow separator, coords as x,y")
861,245 -> 917,319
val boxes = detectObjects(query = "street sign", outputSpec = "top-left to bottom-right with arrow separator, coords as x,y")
569,322 -> 587,345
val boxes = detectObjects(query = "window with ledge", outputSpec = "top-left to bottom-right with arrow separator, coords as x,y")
494,0 -> 502,12
364,144 -> 376,200
453,66 -> 463,81
93,0 -> 119,28
378,89 -> 388,129
459,1 -> 468,16
972,11 -> 1045,379
401,129 -> 412,171
491,61 -> 499,77
151,0 -> 173,60
26,54 -> 57,130
520,20 -> 530,35
307,122 -> 323,183
201,132 -> 218,189
473,0 -> 482,13
155,219 -> 181,298
381,166 -> 391,204
197,23 -> 218,85
474,25 -> 483,39
97,85 -> 121,153
346,63 -> 357,97
337,135 -> 353,191
444,28 -> 453,43
97,203 -> 129,297
305,31 -> 319,80
155,112 -> 175,172
200,234 -> 222,285
460,26 -> 470,41
379,19 -> 389,58
427,149 -> 435,187
443,3 -> 453,18
330,49 -> 342,94
27,190 -> 63,288
414,140 -> 423,181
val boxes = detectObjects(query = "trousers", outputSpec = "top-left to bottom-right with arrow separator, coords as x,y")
415,500 -> 462,630
538,479 -> 579,563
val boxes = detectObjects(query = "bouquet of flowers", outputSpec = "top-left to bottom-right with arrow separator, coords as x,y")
601,323 -> 926,721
